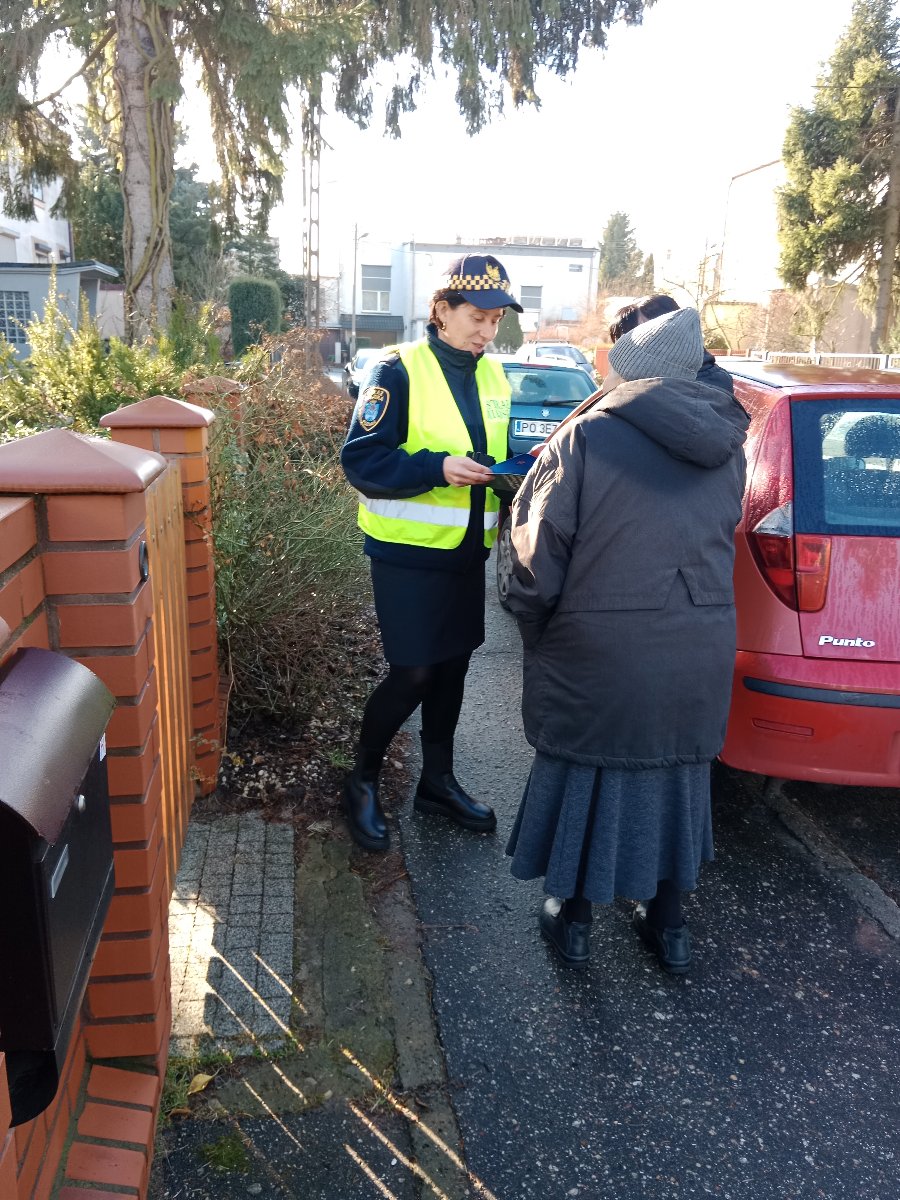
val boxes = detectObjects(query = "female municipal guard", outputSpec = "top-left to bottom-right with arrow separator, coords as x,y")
339,254 -> 523,852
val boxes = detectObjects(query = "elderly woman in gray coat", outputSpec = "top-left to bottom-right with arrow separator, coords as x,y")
505,307 -> 749,973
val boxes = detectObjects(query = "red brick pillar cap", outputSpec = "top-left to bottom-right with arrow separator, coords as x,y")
101,395 -> 214,430
0,428 -> 166,494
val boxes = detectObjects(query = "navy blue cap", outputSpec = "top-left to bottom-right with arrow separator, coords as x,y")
442,254 -> 524,312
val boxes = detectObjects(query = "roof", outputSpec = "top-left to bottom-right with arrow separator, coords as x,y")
723,359 -> 900,396
339,313 -> 404,332
412,241 -> 595,259
0,260 -> 119,280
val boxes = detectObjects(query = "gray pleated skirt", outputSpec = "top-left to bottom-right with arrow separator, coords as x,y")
506,752 -> 714,903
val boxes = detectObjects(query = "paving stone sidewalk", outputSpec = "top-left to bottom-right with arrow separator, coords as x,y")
154,803 -> 476,1200
168,812 -> 295,1056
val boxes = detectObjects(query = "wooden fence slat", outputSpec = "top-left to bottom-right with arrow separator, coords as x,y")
145,467 -> 194,893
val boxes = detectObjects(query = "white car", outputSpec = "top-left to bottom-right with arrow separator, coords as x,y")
515,341 -> 597,380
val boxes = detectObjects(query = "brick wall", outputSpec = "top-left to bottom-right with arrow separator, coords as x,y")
0,411 -> 217,1199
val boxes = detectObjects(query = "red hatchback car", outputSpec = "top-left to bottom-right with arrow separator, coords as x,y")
720,361 -> 900,787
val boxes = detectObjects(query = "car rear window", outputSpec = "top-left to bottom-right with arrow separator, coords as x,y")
504,367 -> 595,405
791,399 -> 900,535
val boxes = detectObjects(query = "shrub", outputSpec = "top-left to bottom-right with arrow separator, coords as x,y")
209,328 -> 369,719
495,306 -> 523,353
228,277 -> 283,358
0,281 -> 221,439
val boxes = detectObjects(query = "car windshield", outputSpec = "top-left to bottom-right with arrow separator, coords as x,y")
353,350 -> 378,371
792,399 -> 900,535
503,365 -> 595,406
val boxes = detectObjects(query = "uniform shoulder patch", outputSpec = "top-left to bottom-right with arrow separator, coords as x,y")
358,385 -> 391,430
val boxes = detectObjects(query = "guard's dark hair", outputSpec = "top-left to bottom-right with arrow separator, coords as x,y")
609,294 -> 680,343
429,289 -> 468,326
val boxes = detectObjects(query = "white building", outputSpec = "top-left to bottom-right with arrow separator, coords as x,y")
1,172 -> 119,356
335,235 -> 599,353
0,176 -> 73,265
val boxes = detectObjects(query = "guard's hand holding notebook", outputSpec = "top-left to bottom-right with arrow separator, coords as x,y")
489,452 -> 538,502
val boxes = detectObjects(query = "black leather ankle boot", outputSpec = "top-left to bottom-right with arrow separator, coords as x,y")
343,746 -> 389,852
414,736 -> 496,832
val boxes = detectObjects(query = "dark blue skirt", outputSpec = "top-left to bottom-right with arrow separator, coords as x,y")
506,752 -> 714,903
371,559 -> 486,666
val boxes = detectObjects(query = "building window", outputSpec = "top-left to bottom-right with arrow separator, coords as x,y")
34,242 -> 51,265
0,291 -> 30,344
0,232 -> 17,261
568,263 -> 583,272
361,264 -> 391,312
520,285 -> 542,311
31,178 -> 45,204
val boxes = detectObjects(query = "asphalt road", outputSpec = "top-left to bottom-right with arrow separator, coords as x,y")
398,559 -> 900,1200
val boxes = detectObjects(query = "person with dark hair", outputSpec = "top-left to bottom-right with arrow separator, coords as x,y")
608,294 -> 680,344
609,294 -> 735,396
339,255 -> 523,852
505,308 -> 749,973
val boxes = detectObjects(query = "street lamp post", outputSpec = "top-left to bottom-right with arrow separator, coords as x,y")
350,224 -> 368,358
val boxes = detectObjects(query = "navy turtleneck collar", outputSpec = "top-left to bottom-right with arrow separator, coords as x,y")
426,321 -> 480,374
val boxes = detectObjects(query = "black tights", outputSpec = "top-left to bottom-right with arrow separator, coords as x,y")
359,653 -> 471,752
646,879 -> 683,929
562,879 -> 683,927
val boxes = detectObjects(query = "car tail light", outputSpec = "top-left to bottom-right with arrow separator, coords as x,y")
794,534 -> 832,612
745,399 -> 832,612
751,502 -> 796,607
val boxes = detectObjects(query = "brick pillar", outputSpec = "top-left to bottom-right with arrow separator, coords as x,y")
181,373 -> 243,413
101,396 -> 222,795
0,428 -> 172,1069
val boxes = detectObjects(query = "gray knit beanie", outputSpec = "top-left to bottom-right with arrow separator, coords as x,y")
608,306 -> 703,381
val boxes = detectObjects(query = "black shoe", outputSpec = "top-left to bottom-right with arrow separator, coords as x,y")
414,737 -> 496,832
538,897 -> 590,969
633,905 -> 692,974
343,749 -> 389,852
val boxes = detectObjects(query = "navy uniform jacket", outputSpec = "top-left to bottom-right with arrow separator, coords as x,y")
341,325 -> 493,573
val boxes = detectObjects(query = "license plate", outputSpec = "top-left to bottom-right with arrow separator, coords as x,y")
513,418 -> 559,436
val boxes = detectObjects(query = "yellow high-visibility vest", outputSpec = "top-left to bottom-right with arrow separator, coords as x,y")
357,340 -> 510,550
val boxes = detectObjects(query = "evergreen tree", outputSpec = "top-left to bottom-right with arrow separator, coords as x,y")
68,148 -> 125,274
495,306 -> 524,353
777,0 -> 900,349
69,151 -> 226,299
640,253 -> 655,290
597,211 -> 649,291
225,228 -> 281,279
1,0 -> 658,338
169,165 -> 223,298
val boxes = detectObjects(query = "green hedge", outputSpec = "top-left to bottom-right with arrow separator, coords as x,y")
228,277 -> 283,358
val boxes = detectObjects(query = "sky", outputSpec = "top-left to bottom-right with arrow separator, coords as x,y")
36,0 -> 873,284
178,0 -> 862,281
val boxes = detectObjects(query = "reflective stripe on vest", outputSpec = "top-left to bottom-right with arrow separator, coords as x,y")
357,340 -> 510,550
358,494 -> 500,530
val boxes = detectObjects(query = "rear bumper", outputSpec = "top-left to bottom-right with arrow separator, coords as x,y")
720,651 -> 900,786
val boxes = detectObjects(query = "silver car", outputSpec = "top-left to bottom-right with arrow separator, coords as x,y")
344,348 -> 382,399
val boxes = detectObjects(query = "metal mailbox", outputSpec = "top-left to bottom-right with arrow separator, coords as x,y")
0,647 -> 116,1126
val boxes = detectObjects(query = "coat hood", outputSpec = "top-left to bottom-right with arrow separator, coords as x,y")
597,376 -> 748,469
